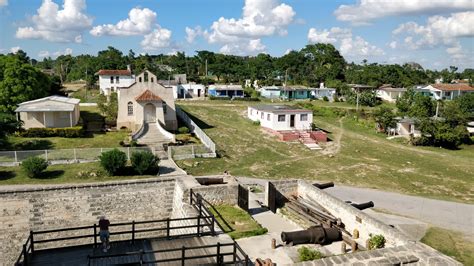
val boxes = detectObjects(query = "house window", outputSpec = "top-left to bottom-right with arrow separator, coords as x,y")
151,77 -> 154,83
139,77 -> 142,82
300,114 -> 308,121
261,112 -> 264,119
267,114 -> 270,121
163,102 -> 167,114
110,76 -> 114,84
127,102 -> 133,115
444,91 -> 451,97
116,76 -> 119,83
144,72 -> 149,82
278,115 -> 285,122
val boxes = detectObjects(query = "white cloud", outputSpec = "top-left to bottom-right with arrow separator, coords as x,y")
220,39 -> 266,55
0,0 -> 8,7
307,27 -> 384,57
38,50 -> 50,58
141,28 -> 172,50
90,8 -> 156,36
392,12 -> 473,61
185,26 -> 203,43
53,47 -> 73,57
16,0 -> 92,43
389,41 -> 397,49
200,0 -> 295,55
334,0 -> 473,25
10,46 -> 21,53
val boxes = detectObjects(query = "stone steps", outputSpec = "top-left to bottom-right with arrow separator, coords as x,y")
137,123 -> 172,145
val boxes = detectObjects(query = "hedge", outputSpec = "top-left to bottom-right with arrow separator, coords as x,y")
18,126 -> 85,138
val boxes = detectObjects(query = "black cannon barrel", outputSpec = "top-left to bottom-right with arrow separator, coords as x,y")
350,201 -> 374,210
196,177 -> 224,186
281,226 -> 341,245
313,182 -> 335,189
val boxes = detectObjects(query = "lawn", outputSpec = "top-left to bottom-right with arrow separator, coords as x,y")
421,227 -> 474,265
176,100 -> 474,203
209,204 -> 267,239
0,162 -> 156,185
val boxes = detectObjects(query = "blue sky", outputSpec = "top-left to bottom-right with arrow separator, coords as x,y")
1,0 -> 473,70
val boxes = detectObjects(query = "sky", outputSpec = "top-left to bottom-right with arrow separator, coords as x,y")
0,0 -> 473,70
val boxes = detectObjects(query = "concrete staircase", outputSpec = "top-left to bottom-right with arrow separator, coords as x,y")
299,131 -> 322,150
137,122 -> 172,146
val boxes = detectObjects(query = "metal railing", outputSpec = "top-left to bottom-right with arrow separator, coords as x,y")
0,146 -> 168,166
169,144 -> 215,160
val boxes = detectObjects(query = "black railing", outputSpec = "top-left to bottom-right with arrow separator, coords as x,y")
15,215 -> 215,265
87,241 -> 250,265
190,189 -> 234,233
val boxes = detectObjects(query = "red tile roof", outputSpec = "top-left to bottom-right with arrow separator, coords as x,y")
135,90 -> 162,102
97,69 -> 132,76
431,83 -> 474,91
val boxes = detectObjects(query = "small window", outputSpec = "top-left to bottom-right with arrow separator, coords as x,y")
127,102 -> 133,115
151,77 -> 154,83
300,114 -> 308,121
139,77 -> 142,82
163,102 -> 167,114
278,115 -> 285,122
261,112 -> 264,119
144,72 -> 149,82
116,76 -> 119,83
110,76 -> 114,84
267,114 -> 270,121
444,91 -> 451,96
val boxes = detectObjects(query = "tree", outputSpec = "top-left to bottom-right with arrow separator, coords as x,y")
0,55 -> 51,113
455,93 -> 474,119
373,106 -> 396,133
97,92 -> 118,122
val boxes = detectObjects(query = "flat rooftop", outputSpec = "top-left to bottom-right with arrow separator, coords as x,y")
250,105 -> 312,113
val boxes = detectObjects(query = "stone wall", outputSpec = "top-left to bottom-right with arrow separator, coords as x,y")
191,184 -> 238,205
264,179 -> 299,207
297,180 -> 408,247
0,177 -> 176,265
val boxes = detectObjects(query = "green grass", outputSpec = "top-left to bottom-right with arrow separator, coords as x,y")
70,87 -> 101,103
4,130 -> 129,150
421,227 -> 474,265
209,204 -> 267,239
176,100 -> 474,203
0,162 -> 156,185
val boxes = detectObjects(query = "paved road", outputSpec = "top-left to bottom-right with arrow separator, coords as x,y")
325,185 -> 474,237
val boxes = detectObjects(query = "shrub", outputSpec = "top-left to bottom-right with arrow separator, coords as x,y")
99,148 -> 127,176
130,140 -> 138,147
368,234 -> 386,250
19,127 -> 84,138
131,151 -> 159,175
21,157 -> 48,178
252,121 -> 261,126
178,126 -> 190,134
232,97 -> 260,102
298,246 -> 324,261
322,96 -> 329,101
209,96 -> 231,101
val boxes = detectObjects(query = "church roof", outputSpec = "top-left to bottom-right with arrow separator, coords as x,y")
135,90 -> 162,102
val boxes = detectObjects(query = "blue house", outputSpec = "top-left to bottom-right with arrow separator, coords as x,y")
260,86 -> 282,99
280,86 -> 313,100
208,84 -> 244,98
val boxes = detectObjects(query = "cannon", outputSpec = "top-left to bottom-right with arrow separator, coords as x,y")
281,226 -> 341,245
350,201 -> 374,210
312,182 -> 334,189
196,177 -> 224,186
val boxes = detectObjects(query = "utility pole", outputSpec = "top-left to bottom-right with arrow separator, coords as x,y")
356,88 -> 360,112
85,68 -> 88,102
205,59 -> 208,77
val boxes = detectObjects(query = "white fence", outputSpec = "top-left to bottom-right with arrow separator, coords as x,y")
0,147 -> 168,167
168,144 -> 215,160
175,107 -> 217,158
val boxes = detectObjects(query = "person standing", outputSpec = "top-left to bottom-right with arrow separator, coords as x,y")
99,216 -> 111,252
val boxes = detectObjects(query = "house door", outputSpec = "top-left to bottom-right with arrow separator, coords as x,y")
289,91 -> 293,98
197,89 -> 201,97
290,115 -> 295,127
144,103 -> 156,122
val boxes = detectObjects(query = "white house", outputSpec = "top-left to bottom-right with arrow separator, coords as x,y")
467,122 -> 474,136
173,84 -> 206,99
391,117 -> 421,137
97,68 -> 134,95
311,83 -> 336,100
248,105 -> 313,131
376,85 -> 406,103
420,83 -> 474,100
15,96 -> 80,129
260,86 -> 282,99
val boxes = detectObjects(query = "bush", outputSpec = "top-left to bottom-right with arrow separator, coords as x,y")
178,126 -> 190,134
232,97 -> 260,102
298,246 -> 324,261
322,96 -> 329,101
19,127 -> 84,138
21,157 -> 48,178
130,151 -> 159,175
99,148 -> 127,176
252,121 -> 260,126
368,234 -> 386,250
209,95 -> 231,100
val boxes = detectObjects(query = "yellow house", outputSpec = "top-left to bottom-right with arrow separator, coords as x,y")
15,96 -> 80,129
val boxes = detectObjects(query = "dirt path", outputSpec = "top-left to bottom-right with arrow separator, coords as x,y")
321,117 -> 344,156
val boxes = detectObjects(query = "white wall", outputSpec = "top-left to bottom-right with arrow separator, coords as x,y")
248,107 -> 312,131
173,84 -> 206,99
99,75 -> 135,95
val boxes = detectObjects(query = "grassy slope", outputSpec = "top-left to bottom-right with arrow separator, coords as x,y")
176,101 -> 474,203
421,227 -> 474,265
0,162 -> 156,185
210,204 -> 267,239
